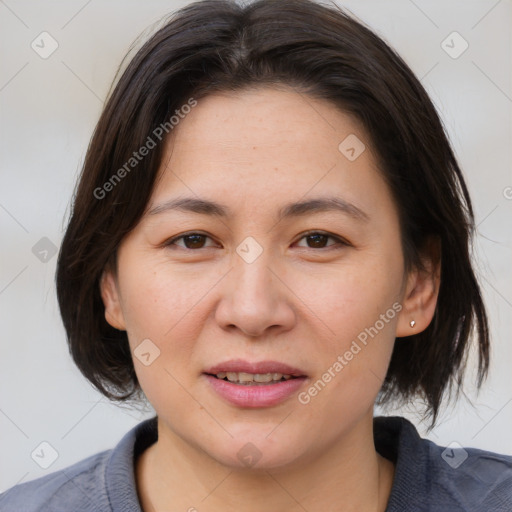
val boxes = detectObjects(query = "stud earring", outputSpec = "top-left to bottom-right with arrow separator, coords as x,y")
410,320 -> 416,328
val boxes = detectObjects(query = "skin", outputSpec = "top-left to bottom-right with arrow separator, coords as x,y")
100,86 -> 440,512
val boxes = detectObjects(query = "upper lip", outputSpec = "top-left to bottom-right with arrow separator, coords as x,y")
204,359 -> 307,377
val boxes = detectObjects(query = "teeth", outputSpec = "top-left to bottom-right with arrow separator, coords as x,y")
254,373 -> 273,383
238,372 -> 255,383
214,372 -> 294,384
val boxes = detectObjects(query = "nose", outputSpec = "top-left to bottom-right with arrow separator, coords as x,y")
214,251 -> 296,338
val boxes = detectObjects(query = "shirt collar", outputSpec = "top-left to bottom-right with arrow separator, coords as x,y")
104,415 -> 426,512
106,415 -> 158,512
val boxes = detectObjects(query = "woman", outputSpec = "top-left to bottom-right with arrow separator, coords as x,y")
1,0 -> 511,510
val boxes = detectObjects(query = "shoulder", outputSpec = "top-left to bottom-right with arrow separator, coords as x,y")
0,449 -> 112,512
0,416 -> 157,512
425,437 -> 512,511
374,416 -> 512,511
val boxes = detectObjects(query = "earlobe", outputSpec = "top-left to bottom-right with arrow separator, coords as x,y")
99,269 -> 127,331
396,239 -> 441,337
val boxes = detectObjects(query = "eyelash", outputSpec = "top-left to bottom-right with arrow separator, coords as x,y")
162,230 -> 349,251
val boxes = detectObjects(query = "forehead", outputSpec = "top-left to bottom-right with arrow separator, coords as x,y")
167,86 -> 366,162
146,86 -> 396,226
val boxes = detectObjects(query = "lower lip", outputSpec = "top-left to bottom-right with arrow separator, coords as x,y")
203,374 -> 307,408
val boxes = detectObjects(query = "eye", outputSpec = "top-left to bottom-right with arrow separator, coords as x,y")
294,231 -> 348,250
164,232 -> 217,250
162,230 -> 348,251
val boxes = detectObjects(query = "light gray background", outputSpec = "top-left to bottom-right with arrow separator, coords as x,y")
1,0 -> 511,491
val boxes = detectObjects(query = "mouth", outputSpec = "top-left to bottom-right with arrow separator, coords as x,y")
203,359 -> 307,383
206,371 -> 299,385
202,359 -> 308,407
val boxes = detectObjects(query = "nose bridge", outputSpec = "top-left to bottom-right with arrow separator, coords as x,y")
214,235 -> 295,337
231,235 -> 276,304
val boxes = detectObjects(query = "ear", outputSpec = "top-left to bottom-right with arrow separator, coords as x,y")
396,236 -> 441,337
99,268 -> 127,331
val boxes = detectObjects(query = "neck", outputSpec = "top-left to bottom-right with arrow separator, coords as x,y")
136,411 -> 395,512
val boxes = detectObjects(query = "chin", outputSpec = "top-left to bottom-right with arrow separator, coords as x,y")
208,429 -> 305,471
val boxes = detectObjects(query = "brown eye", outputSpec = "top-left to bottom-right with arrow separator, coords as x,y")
182,234 -> 207,249
296,231 -> 347,250
304,233 -> 330,248
165,233 -> 216,250
164,231 -> 348,252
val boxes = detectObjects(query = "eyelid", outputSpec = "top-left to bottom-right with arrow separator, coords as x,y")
161,231 -> 218,249
163,230 -> 349,250
295,229 -> 348,247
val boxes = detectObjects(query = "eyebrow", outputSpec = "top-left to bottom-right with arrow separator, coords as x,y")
147,196 -> 370,223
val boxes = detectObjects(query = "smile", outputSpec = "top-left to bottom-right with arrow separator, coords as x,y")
213,371 -> 296,385
203,373 -> 307,407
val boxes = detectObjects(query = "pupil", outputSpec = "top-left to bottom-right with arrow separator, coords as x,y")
185,235 -> 205,249
308,234 -> 327,248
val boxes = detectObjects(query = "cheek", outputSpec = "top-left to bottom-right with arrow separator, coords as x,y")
117,258 -> 221,391
118,257 -> 211,341
301,294 -> 398,423
295,252 -> 402,408
118,264 -> 208,407
302,254 -> 402,338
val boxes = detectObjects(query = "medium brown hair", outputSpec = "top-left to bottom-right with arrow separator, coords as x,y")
56,0 -> 490,425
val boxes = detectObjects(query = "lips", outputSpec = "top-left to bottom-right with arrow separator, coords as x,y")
203,359 -> 308,407
203,359 -> 307,377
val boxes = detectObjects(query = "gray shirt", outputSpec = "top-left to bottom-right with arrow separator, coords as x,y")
1,415 -> 511,511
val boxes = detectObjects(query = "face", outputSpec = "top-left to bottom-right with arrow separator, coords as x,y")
101,86 -> 437,470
